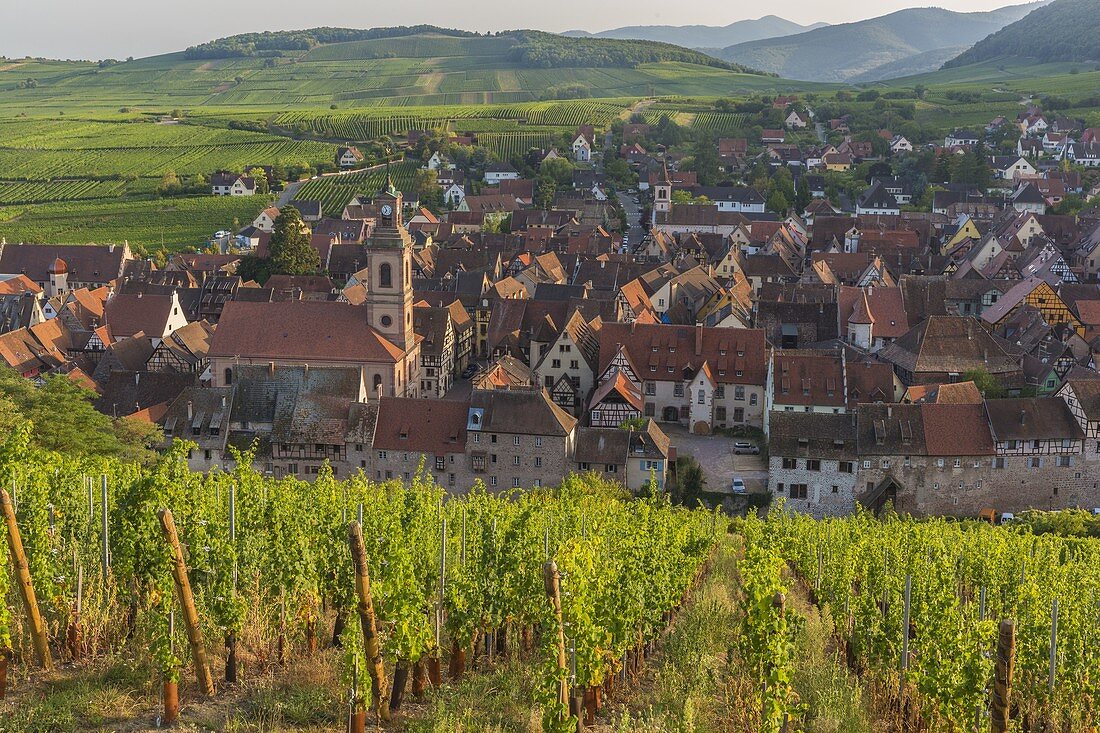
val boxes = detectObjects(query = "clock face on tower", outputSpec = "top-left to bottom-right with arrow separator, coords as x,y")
381,204 -> 392,217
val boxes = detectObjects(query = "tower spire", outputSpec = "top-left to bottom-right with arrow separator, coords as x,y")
382,161 -> 399,197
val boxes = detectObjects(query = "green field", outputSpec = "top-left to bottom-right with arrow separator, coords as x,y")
881,58 -> 1100,95
0,195 -> 268,250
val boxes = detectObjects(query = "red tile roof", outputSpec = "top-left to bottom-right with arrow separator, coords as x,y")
372,397 -> 468,454
209,300 -> 405,363
598,322 -> 766,386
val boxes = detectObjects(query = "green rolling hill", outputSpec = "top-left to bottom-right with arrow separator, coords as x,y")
0,27 -> 834,115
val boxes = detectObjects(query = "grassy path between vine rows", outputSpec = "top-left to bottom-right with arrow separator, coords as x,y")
0,533 -> 880,732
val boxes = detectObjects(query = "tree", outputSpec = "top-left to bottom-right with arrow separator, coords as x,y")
932,153 -> 952,184
268,206 -> 319,275
0,369 -> 158,461
1053,194 -> 1087,216
766,189 -> 790,216
535,176 -> 557,210
673,456 -> 706,507
156,170 -> 181,197
795,175 -> 811,212
691,134 -> 720,187
539,157 -> 575,186
235,254 -> 273,284
962,367 -> 1006,399
414,169 -> 444,213
771,167 -> 796,204
245,167 -> 270,195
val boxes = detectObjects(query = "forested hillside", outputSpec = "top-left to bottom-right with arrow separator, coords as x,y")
717,3 -> 1040,82
182,26 -> 758,72
183,26 -> 477,59
507,31 -> 754,71
945,0 -> 1100,67
561,15 -> 826,49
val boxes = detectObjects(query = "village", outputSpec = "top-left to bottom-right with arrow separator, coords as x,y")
1,96 -> 1099,520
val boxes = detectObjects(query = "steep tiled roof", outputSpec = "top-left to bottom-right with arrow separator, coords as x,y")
1066,379 -> 1100,421
0,244 -> 129,283
986,397 -> 1083,442
769,412 -> 858,459
597,322 -> 766,386
209,301 -> 405,363
469,388 -> 576,437
94,371 -> 195,420
878,316 -> 1019,376
589,370 -> 644,412
372,397 -> 468,454
105,292 -> 178,338
770,349 -> 846,407
920,404 -> 995,455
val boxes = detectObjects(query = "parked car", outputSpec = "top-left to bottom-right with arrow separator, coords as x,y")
731,477 -> 747,494
979,508 -> 1015,525
733,441 -> 759,455
461,364 -> 478,379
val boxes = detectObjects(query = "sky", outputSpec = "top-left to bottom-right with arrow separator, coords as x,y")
0,0 -> 1033,61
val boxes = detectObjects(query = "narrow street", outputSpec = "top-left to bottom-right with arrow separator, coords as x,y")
617,190 -> 645,250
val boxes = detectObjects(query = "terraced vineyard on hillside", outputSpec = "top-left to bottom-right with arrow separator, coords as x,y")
293,162 -> 419,215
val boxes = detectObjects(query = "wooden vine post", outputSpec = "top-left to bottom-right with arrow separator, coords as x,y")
0,488 -> 52,671
157,509 -> 216,696
542,560 -> 570,718
991,619 -> 1015,733
348,521 -> 391,723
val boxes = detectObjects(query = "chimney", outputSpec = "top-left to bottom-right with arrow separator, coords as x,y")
221,395 -> 227,409
268,361 -> 275,377
134,372 -> 140,385
186,401 -> 193,421
109,243 -> 116,253
695,324 -> 703,356
376,381 -> 383,401
887,405 -> 892,418
1019,409 -> 1026,425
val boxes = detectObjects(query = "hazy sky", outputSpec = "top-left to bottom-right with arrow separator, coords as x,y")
1,0 -> 1030,61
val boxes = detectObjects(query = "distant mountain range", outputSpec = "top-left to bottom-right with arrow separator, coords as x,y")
711,3 -> 1044,82
561,15 -> 827,50
945,0 -> 1100,68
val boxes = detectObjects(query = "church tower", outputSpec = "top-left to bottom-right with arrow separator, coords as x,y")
363,171 -> 415,352
653,164 -> 672,222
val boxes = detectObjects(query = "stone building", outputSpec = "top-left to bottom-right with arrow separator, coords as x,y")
573,420 -> 672,493
596,322 -> 767,432
768,397 -> 1099,518
767,412 -> 859,518
464,388 -> 578,490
